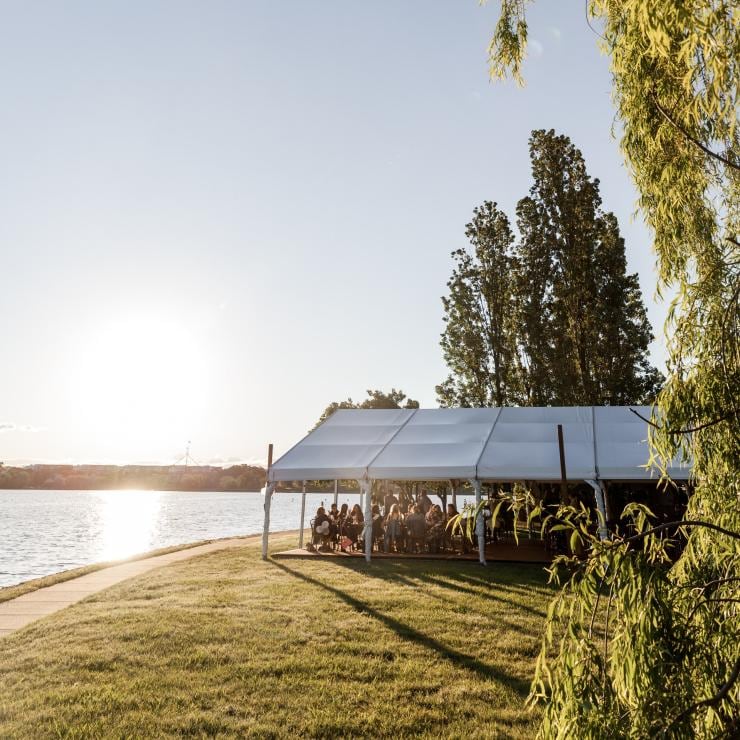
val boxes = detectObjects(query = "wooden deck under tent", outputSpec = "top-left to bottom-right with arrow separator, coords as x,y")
275,538 -> 550,564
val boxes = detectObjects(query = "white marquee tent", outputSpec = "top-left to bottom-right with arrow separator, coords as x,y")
262,406 -> 691,562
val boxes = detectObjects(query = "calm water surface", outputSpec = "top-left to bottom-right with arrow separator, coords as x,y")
0,489 -> 361,587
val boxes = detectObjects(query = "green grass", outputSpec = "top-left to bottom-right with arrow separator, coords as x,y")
0,533 -> 553,738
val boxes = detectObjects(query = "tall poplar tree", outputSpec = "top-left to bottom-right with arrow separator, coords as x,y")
437,201 -> 521,407
515,129 -> 662,405
438,131 -> 661,408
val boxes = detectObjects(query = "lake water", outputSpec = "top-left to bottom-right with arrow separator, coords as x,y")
0,489 -> 372,588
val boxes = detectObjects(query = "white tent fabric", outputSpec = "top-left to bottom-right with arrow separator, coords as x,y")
593,406 -> 688,480
268,408 -> 415,481
268,406 -> 691,483
368,407 -> 501,480
477,406 -> 596,481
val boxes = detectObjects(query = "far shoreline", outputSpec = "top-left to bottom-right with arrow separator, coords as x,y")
0,486 -> 353,494
1,487 -> 265,493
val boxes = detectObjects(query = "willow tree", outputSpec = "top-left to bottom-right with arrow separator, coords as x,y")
486,2 -> 739,736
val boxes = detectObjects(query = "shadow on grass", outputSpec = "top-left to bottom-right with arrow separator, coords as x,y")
324,567 -> 534,635
419,574 -> 547,618
323,557 -> 555,637
327,557 -> 551,611
271,560 -> 531,698
323,554 -> 548,584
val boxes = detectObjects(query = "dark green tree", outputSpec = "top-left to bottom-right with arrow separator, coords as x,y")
515,129 -> 662,405
315,388 -> 419,428
437,201 -> 522,406
438,131 -> 662,407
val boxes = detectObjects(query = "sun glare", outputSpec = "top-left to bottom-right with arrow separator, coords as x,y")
69,314 -> 208,453
96,490 -> 162,560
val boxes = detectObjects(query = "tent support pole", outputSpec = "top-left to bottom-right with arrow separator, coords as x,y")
261,482 -> 275,560
557,424 -> 568,501
361,479 -> 373,563
471,479 -> 486,565
586,480 -> 609,541
333,479 -> 339,507
298,481 -> 307,548
261,443 -> 275,560
450,480 -> 457,509
602,481 -> 612,522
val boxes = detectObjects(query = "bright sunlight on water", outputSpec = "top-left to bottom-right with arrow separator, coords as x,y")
97,490 -> 162,561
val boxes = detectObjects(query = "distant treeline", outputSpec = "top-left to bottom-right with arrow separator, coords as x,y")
0,464 -> 268,492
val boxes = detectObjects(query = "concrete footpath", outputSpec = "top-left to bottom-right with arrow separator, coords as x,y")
0,535 -> 259,638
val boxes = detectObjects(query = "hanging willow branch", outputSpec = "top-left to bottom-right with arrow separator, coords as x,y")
650,91 -> 740,173
628,406 -> 738,435
613,520 -> 740,545
661,655 -> 740,737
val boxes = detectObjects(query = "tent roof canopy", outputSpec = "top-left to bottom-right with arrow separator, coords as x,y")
268,407 -> 691,483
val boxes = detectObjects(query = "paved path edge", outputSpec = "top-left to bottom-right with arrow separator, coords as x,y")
0,534 -> 265,637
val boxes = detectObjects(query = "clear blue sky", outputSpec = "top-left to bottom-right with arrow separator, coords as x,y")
0,1 -> 666,466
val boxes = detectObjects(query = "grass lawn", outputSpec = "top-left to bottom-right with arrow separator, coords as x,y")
0,533 -> 553,738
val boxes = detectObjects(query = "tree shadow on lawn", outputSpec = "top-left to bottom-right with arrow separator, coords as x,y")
270,560 -> 531,698
330,567 -> 537,637
406,572 -> 548,619
438,567 -> 553,595
328,558 -> 551,619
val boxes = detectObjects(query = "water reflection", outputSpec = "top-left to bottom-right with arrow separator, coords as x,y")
96,490 -> 162,561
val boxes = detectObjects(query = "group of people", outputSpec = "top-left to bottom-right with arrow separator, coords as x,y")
311,489 -> 463,554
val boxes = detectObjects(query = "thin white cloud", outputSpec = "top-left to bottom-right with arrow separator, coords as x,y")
206,455 -> 265,466
0,422 -> 43,433
530,39 -> 544,58
549,26 -> 562,41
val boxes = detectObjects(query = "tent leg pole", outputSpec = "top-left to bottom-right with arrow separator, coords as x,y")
603,481 -> 612,523
262,482 -> 275,560
363,479 -> 373,563
472,479 -> 486,565
450,480 -> 457,510
586,480 -> 609,541
298,481 -> 307,548
333,479 -> 339,507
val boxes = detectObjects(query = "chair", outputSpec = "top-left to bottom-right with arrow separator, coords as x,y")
310,517 -> 333,552
342,519 -> 366,551
426,526 -> 444,554
372,515 -> 385,552
446,524 -> 471,554
405,516 -> 427,553
383,519 -> 403,553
